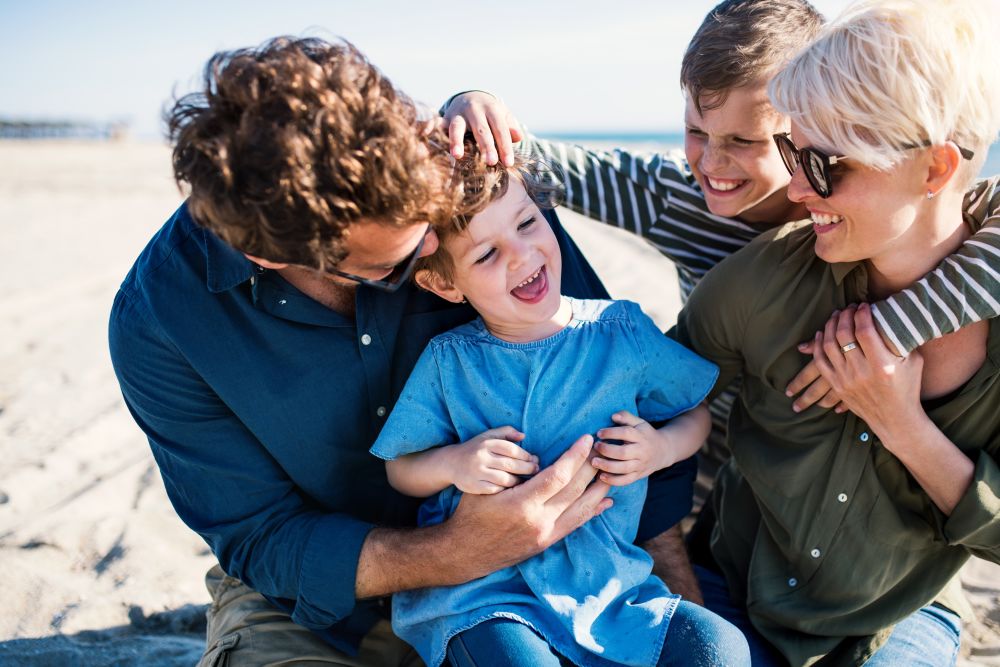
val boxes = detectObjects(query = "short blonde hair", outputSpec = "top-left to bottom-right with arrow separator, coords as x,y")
769,0 -> 1000,174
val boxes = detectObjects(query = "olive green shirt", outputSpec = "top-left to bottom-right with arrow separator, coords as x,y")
674,187 -> 1000,667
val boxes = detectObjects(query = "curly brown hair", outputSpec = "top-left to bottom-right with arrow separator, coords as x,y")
681,0 -> 824,114
167,37 -> 459,270
415,137 -> 563,284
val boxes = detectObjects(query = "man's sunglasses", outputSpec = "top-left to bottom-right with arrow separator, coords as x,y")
329,228 -> 429,293
772,132 -> 975,199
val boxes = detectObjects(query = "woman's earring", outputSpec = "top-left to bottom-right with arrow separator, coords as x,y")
926,189 -> 938,199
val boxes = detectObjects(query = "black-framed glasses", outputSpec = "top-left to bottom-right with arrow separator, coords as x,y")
773,132 -> 975,199
773,132 -> 852,199
329,228 -> 429,293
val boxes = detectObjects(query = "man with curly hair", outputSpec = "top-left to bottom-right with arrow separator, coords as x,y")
108,37 -> 698,665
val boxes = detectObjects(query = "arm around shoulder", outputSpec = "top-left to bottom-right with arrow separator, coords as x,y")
872,176 -> 1000,355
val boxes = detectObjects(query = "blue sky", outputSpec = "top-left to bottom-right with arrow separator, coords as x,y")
0,0 -> 854,139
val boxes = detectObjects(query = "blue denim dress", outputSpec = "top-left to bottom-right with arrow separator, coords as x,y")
370,298 -> 718,667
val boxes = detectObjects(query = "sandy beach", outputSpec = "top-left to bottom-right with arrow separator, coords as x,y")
0,139 -> 997,665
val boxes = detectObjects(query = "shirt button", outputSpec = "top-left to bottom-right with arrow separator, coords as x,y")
837,493 -> 848,503
810,548 -> 821,558
278,299 -> 287,305
788,578 -> 798,587
859,432 -> 870,443
361,334 -> 372,346
376,406 -> 387,417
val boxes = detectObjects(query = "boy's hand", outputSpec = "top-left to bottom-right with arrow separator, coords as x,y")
448,426 -> 538,494
441,91 -> 523,167
592,412 -> 673,486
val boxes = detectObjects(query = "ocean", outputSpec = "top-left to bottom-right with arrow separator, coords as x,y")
541,132 -> 1000,184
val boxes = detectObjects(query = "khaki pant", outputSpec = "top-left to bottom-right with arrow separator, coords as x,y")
198,565 -> 424,667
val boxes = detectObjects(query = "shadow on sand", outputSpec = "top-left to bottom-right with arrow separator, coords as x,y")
0,603 -> 207,666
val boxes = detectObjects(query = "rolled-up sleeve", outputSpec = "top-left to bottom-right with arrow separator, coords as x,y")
109,288 -> 372,629
943,449 -> 1000,562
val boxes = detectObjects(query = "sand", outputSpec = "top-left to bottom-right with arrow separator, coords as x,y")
0,140 -> 996,665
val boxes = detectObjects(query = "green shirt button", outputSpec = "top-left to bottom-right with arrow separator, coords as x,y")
837,493 -> 848,503
859,432 -> 870,443
788,577 -> 798,587
810,548 -> 821,558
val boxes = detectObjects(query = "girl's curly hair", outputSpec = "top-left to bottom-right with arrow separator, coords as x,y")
415,136 -> 564,283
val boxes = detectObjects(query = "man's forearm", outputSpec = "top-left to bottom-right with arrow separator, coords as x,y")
355,522 -> 479,599
641,525 -> 703,605
356,435 -> 612,600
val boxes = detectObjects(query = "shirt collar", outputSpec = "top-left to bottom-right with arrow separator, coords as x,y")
201,226 -> 255,293
830,260 -> 862,285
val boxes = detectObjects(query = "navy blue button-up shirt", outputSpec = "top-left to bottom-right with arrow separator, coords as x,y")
109,202 -> 695,653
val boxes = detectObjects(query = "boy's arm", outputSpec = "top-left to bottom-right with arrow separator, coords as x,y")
442,91 -> 753,276
872,177 -> 1000,355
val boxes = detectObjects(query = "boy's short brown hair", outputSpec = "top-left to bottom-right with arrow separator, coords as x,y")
681,0 -> 824,114
168,37 -> 458,271
415,139 -> 562,284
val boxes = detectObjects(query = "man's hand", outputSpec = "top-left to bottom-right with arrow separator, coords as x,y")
442,91 -> 523,166
356,434 -> 611,598
446,426 -> 538,495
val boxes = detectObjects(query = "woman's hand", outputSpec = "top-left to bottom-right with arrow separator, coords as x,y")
810,303 -> 924,445
441,91 -> 523,166
785,354 -> 845,414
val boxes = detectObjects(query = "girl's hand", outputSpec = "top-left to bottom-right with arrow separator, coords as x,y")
448,426 -> 538,495
810,303 -> 924,445
441,91 -> 523,167
591,412 -> 674,486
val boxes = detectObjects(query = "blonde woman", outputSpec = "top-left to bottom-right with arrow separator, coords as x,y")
674,1 -> 1000,665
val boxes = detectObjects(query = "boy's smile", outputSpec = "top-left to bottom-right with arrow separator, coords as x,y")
683,80 -> 806,226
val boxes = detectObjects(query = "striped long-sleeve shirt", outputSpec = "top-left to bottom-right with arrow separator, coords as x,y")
524,135 -> 1000,471
525,135 -> 1000,345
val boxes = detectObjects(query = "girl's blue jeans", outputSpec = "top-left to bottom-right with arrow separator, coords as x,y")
445,566 -> 961,666
445,598 -> 751,667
